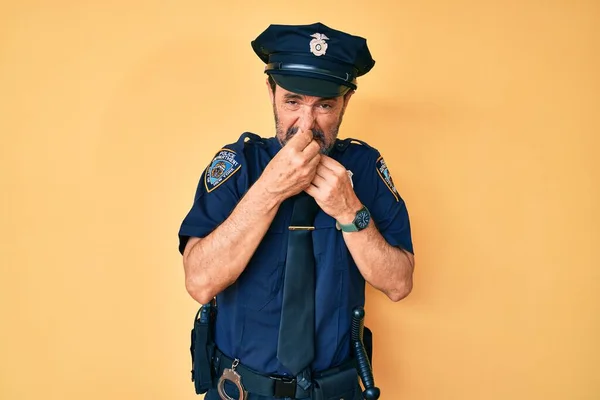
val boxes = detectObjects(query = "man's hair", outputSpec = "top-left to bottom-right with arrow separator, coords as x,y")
268,75 -> 276,93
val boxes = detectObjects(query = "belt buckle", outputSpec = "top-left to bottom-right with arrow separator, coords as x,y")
272,375 -> 296,398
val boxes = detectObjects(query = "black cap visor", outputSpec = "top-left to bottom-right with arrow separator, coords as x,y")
270,74 -> 352,98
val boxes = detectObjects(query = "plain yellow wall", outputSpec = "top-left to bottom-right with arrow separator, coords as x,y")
1,1 -> 598,399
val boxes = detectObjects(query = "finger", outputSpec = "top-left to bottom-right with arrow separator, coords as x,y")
302,140 -> 321,157
286,129 -> 314,151
307,152 -> 321,169
315,162 -> 335,179
318,155 -> 346,173
310,173 -> 328,189
304,184 -> 318,199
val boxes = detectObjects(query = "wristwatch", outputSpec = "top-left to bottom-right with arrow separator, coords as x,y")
336,205 -> 371,232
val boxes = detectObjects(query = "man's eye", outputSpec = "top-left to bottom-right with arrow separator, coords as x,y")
286,101 -> 298,105
319,103 -> 332,109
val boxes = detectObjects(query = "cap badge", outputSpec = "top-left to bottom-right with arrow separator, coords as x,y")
309,33 -> 329,57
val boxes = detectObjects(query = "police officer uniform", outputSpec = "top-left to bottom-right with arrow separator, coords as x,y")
179,22 -> 413,400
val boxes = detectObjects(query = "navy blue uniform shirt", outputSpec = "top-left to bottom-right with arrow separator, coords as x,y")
178,133 -> 413,376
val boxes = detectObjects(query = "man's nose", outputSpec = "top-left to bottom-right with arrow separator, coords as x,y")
298,107 -> 316,132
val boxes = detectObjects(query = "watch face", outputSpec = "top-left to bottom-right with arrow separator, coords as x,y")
356,210 -> 370,230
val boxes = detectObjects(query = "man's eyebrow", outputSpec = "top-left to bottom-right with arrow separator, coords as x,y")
283,93 -> 304,100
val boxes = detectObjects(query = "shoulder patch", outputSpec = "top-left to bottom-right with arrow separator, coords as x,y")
204,149 -> 242,193
376,156 -> 400,202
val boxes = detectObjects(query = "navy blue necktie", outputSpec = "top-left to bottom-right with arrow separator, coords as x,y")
277,194 -> 320,376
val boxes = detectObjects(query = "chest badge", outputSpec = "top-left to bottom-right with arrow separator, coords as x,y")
347,170 -> 354,188
309,33 -> 329,56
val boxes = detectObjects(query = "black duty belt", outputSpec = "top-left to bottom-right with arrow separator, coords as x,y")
213,348 -> 355,399
214,348 -> 310,398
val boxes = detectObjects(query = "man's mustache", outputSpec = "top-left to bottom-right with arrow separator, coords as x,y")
285,126 -> 326,143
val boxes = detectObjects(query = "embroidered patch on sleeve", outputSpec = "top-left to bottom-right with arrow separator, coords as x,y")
204,149 -> 242,193
376,156 -> 400,202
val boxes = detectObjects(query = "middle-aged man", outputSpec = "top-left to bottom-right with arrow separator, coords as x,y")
179,22 -> 415,400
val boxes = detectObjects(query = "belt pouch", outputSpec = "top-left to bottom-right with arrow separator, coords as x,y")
312,367 -> 360,400
190,306 -> 215,394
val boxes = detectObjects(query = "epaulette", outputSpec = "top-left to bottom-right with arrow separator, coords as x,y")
334,137 -> 374,153
237,132 -> 266,147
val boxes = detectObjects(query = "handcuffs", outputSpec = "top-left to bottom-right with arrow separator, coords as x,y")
217,358 -> 248,400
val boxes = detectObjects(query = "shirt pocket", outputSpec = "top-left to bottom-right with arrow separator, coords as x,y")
313,212 -> 347,271
237,213 -> 287,311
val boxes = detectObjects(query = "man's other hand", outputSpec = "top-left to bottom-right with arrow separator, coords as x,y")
305,155 -> 362,223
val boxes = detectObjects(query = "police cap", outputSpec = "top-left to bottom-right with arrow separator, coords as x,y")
251,22 -> 375,98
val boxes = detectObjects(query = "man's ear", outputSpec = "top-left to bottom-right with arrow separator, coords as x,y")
266,77 -> 275,104
341,90 -> 355,114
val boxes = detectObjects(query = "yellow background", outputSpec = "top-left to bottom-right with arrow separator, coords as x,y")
1,1 -> 598,399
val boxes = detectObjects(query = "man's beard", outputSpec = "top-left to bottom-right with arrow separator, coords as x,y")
273,106 -> 343,155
